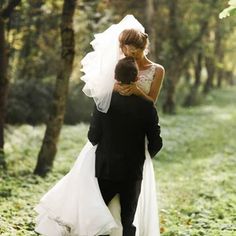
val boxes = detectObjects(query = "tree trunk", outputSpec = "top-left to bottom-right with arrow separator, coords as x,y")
162,65 -> 181,114
203,56 -> 215,94
214,17 -> 224,89
0,17 -> 8,169
18,0 -> 44,80
183,52 -> 202,106
162,0 -> 210,113
216,66 -> 224,88
34,0 -> 76,176
226,70 -> 234,86
0,0 -> 21,169
145,0 -> 156,60
162,77 -> 176,114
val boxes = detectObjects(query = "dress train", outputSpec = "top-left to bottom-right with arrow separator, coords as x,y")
34,141 -> 160,236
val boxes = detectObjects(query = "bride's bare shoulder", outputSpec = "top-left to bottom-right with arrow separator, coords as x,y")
151,62 -> 164,71
150,63 -> 165,78
146,59 -> 165,72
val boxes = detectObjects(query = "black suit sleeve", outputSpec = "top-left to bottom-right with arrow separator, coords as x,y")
88,105 -> 102,146
146,105 -> 163,158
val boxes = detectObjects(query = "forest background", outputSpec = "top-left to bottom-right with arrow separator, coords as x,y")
0,0 -> 236,235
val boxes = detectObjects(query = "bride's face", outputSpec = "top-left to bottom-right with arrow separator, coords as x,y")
121,45 -> 144,60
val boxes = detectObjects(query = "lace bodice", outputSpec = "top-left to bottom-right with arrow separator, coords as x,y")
136,64 -> 157,94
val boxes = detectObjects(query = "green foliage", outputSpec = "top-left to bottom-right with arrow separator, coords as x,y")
5,0 -> 113,124
219,0 -> 236,19
3,0 -> 236,121
1,86 -> 236,235
6,79 -> 53,124
157,87 -> 236,235
64,82 -> 94,124
6,80 -> 93,124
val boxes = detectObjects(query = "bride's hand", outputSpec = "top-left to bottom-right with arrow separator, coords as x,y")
118,82 -> 140,96
114,82 -> 130,95
114,81 -> 123,92
114,80 -> 141,96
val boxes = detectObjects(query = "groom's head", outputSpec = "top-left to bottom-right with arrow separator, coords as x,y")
115,57 -> 138,84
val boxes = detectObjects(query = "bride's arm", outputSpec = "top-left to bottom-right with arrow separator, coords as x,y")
130,84 -> 154,102
148,65 -> 165,102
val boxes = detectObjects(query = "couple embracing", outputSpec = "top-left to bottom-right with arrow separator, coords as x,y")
35,15 -> 165,236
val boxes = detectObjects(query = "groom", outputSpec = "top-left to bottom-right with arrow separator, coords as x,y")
88,57 -> 163,236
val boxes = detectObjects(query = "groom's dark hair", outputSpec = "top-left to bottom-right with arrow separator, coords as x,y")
115,57 -> 138,84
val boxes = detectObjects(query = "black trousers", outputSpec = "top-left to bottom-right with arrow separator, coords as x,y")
97,178 -> 142,236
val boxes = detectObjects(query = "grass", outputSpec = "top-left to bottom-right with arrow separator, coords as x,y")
0,86 -> 236,235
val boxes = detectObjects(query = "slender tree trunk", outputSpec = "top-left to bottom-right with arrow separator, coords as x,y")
162,1 -> 179,114
227,70 -> 234,86
214,17 -> 224,88
162,78 -> 176,114
0,17 -> 8,169
184,69 -> 191,85
162,66 -> 181,114
203,15 -> 224,94
203,56 -> 215,94
34,0 -> 76,176
216,67 -> 223,88
162,0 -> 210,113
183,52 -> 202,106
18,0 -> 44,79
145,0 -> 156,60
0,0 -> 21,169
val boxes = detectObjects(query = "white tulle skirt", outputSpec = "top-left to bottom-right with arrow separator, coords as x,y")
34,141 -> 160,236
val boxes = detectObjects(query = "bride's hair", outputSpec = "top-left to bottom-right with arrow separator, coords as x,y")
115,57 -> 138,84
119,29 -> 149,50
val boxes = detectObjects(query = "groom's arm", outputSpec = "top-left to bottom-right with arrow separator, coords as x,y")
88,105 -> 102,146
146,105 -> 163,158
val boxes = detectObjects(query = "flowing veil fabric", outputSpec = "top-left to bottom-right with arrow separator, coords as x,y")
80,15 -> 145,113
34,15 -> 160,236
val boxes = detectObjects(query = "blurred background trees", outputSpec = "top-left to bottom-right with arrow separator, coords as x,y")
0,0 -> 21,168
0,0 -> 235,229
2,0 -> 235,126
33,0 -> 77,176
1,0 -> 235,124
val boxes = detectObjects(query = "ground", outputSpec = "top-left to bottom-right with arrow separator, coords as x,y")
0,87 -> 236,236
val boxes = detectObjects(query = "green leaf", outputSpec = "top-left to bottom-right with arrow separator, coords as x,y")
229,0 -> 236,6
219,6 -> 236,19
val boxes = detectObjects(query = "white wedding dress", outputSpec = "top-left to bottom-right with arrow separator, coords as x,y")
34,15 -> 160,236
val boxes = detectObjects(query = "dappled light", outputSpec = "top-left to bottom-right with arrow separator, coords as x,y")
0,0 -> 236,235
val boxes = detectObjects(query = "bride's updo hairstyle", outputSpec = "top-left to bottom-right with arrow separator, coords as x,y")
119,29 -> 149,50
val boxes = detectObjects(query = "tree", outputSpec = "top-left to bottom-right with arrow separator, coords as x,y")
219,0 -> 236,19
183,51 -> 203,107
15,0 -> 63,81
145,0 -> 157,60
162,0 -> 218,113
203,10 -> 227,93
34,0 -> 77,176
0,0 -> 21,169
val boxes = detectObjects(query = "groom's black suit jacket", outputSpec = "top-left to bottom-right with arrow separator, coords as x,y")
88,92 -> 163,181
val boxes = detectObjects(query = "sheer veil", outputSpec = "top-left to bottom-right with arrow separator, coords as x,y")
80,15 -> 144,113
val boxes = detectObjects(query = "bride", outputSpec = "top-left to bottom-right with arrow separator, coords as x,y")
34,15 -> 165,236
